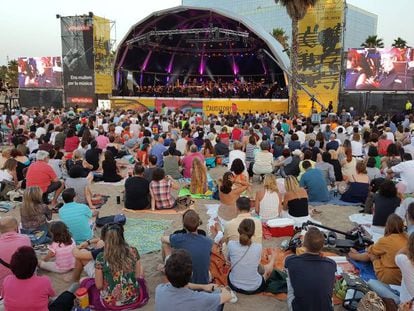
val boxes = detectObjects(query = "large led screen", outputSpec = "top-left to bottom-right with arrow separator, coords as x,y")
345,48 -> 414,91
18,57 -> 63,88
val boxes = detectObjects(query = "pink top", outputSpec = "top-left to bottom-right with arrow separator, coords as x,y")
181,152 -> 205,178
2,275 -> 55,311
48,239 -> 76,271
0,232 -> 31,293
96,134 -> 110,150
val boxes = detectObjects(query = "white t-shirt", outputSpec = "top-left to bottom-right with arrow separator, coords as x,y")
351,141 -> 363,156
228,150 -> 246,170
0,169 -> 13,182
395,254 -> 414,303
392,160 -> 414,193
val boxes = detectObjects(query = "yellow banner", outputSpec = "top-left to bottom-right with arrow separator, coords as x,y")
297,0 -> 344,115
93,16 -> 112,94
203,99 -> 288,115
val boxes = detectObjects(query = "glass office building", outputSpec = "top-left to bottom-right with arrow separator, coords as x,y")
182,0 -> 378,49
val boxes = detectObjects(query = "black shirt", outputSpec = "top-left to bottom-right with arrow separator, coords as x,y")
285,253 -> 336,311
214,142 -> 229,156
85,148 -> 102,171
102,160 -> 122,182
124,176 -> 150,210
372,194 -> 401,226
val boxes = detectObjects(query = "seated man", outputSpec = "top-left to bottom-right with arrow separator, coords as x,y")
124,164 -> 150,210
58,188 -> 93,244
26,150 -> 64,205
161,210 -> 213,284
0,216 -> 31,293
300,160 -> 330,202
285,227 -> 337,311
223,197 -> 262,245
155,249 -> 232,311
315,152 -> 336,186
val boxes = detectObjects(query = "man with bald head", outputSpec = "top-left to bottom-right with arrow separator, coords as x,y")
0,216 -> 31,293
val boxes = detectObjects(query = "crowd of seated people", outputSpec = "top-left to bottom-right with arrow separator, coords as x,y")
0,103 -> 414,310
129,79 -> 288,99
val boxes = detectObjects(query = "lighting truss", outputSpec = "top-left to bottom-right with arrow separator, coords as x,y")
125,27 -> 249,46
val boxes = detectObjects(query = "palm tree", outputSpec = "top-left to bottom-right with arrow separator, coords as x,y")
275,0 -> 318,116
361,35 -> 384,48
272,27 -> 289,52
392,37 -> 408,49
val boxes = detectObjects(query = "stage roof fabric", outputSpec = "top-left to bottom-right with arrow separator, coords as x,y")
114,6 -> 290,82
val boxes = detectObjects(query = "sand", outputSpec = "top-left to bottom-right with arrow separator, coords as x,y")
2,165 -> 359,310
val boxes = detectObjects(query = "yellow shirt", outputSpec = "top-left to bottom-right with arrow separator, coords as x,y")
368,233 -> 408,285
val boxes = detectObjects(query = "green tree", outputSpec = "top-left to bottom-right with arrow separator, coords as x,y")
392,37 -> 408,49
6,60 -> 18,88
275,0 -> 318,116
272,27 -> 289,53
361,35 -> 384,48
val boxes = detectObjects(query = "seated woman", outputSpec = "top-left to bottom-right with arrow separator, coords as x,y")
136,143 -> 150,166
366,157 -> 382,182
65,149 -> 92,179
10,148 -> 30,182
201,139 -> 216,158
372,180 -> 401,227
189,157 -> 208,195
150,168 -> 180,210
0,158 -> 19,189
20,186 -> 52,244
65,165 -> 96,209
283,175 -> 309,218
230,158 -> 249,187
349,214 -> 408,285
2,246 -> 56,310
249,141 -> 274,178
81,223 -> 148,310
163,142 -> 182,180
255,174 -> 282,221
340,144 -> 357,181
218,172 -> 249,224
328,149 -> 343,182
340,161 -> 370,203
227,219 -> 276,294
124,164 -> 150,210
102,150 -> 123,183
381,143 -> 402,171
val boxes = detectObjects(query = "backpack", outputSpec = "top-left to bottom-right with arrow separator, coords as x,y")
357,291 -> 386,311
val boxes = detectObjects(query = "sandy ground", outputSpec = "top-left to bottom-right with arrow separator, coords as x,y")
2,165 -> 360,310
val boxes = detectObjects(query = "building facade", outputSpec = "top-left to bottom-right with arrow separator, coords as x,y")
182,0 -> 378,50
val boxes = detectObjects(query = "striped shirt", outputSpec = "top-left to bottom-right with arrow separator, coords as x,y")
48,239 -> 76,271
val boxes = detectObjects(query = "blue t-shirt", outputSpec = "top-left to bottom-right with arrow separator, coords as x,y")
58,202 -> 93,244
300,168 -> 330,202
150,143 -> 167,167
155,284 -> 221,311
170,233 -> 213,284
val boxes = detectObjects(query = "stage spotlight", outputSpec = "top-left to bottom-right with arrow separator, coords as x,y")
56,14 -> 61,19
89,12 -> 94,17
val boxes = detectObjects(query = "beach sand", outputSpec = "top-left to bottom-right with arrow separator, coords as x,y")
3,165 -> 358,310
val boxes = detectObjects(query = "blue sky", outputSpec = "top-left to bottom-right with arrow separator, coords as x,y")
0,0 -> 412,65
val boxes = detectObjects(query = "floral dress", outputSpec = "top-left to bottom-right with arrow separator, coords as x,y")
95,247 -> 141,307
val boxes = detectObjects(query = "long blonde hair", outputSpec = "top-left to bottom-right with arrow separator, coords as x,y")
103,224 -> 135,274
190,157 -> 207,194
285,175 -> 300,192
263,174 -> 278,193
20,186 -> 43,218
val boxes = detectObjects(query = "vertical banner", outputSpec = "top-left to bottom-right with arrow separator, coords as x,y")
93,16 -> 112,94
60,16 -> 95,107
297,0 -> 344,115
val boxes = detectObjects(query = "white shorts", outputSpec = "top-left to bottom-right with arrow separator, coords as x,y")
84,260 -> 96,278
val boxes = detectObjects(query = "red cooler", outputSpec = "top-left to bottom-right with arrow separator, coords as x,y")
266,218 -> 295,237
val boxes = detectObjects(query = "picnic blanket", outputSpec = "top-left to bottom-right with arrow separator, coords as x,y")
178,187 -> 213,199
124,218 -> 172,254
348,213 -> 384,242
309,196 -> 362,207
123,208 -> 185,215
95,179 -> 126,187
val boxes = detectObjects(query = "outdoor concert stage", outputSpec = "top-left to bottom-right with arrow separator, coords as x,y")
111,6 -> 290,114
